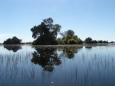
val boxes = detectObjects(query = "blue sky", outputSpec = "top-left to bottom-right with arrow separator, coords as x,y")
0,0 -> 115,43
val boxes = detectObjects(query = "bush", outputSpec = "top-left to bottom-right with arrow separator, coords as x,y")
3,36 -> 22,44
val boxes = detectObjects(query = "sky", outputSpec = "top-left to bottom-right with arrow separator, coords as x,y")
0,0 -> 115,43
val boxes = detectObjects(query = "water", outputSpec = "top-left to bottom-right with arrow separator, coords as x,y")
0,44 -> 115,86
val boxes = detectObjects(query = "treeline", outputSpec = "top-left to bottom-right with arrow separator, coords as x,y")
1,18 -> 114,45
84,37 -> 109,44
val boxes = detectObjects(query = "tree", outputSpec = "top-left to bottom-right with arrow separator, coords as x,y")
57,38 -> 64,44
66,30 -> 74,36
31,18 -> 61,45
3,36 -> 22,44
97,40 -> 108,43
84,37 -> 93,43
84,37 -> 108,44
60,30 -> 82,44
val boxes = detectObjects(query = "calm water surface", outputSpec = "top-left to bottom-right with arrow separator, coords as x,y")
0,44 -> 115,86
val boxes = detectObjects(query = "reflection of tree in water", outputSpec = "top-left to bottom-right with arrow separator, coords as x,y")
85,45 -> 92,49
4,45 -> 22,52
63,47 -> 82,59
31,47 -> 61,72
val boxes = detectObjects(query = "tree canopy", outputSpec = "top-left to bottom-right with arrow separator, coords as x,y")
31,18 -> 61,45
3,36 -> 22,44
58,30 -> 83,44
84,37 -> 93,43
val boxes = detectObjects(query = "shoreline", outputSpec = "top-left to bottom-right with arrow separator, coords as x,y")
0,43 -> 113,48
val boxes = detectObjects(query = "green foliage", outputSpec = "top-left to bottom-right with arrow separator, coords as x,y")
58,30 -> 83,44
57,38 -> 65,44
84,37 -> 93,43
84,37 -> 108,44
3,36 -> 22,44
31,18 -> 61,45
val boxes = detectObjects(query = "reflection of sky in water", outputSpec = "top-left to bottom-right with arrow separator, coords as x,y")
0,45 -> 115,86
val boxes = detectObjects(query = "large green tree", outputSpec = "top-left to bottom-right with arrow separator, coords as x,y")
60,30 -> 82,44
31,18 -> 61,45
